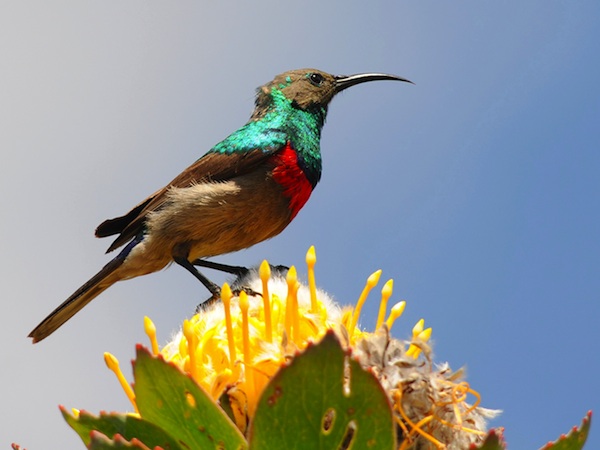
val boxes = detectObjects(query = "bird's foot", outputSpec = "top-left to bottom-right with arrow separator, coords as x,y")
192,263 -> 289,313
194,286 -> 263,313
232,286 -> 262,298
195,290 -> 221,313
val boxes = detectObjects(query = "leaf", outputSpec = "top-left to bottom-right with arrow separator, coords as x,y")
471,429 -> 506,450
538,411 -> 592,450
248,331 -> 395,450
88,431 -> 151,450
61,407 -> 184,449
133,345 -> 247,450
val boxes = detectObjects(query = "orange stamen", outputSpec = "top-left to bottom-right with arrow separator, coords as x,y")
143,316 -> 159,355
183,319 -> 198,381
239,290 -> 254,406
221,283 -> 236,366
291,280 -> 301,344
285,266 -> 298,339
104,352 -> 138,414
385,300 -> 406,331
406,319 -> 427,358
306,246 -> 318,313
349,269 -> 382,339
259,260 -> 273,342
394,389 -> 444,449
376,279 -> 394,330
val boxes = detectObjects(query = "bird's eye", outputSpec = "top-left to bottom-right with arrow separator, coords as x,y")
308,72 -> 324,87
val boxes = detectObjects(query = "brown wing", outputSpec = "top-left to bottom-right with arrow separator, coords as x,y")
95,148 -> 280,252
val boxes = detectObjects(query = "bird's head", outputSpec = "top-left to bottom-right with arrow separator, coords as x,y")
253,68 -> 412,118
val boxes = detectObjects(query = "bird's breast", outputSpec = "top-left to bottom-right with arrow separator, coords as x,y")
269,143 -> 315,219
141,169 -> 296,261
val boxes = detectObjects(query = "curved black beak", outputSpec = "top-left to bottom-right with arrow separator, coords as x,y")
334,73 -> 413,93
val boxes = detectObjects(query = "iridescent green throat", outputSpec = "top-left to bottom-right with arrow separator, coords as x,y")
210,87 -> 325,186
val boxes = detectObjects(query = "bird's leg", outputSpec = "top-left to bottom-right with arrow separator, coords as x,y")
173,255 -> 221,299
191,259 -> 249,277
186,259 -> 289,312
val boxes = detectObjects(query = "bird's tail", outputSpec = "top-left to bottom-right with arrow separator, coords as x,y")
28,255 -> 126,343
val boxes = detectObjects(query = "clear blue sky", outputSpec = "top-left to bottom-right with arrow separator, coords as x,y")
1,2 -> 598,448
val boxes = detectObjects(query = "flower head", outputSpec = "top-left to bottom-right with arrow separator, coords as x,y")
105,246 -> 498,448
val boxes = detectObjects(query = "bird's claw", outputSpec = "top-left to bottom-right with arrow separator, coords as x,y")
193,263 -> 289,313
232,286 -> 262,298
195,289 -> 221,313
194,286 -> 265,313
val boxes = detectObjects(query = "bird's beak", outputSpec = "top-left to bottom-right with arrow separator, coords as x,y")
334,73 -> 413,93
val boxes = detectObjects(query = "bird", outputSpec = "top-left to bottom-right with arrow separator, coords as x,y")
28,68 -> 412,343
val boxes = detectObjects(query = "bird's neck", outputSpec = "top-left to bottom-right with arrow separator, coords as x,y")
252,87 -> 327,125
252,88 -> 325,185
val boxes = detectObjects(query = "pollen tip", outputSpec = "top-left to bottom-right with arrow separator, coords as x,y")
368,269 -> 382,287
239,290 -> 249,311
385,301 -> 407,331
376,279 -> 395,330
306,245 -> 316,266
412,318 -> 425,336
286,265 -> 298,283
382,278 -> 393,295
103,352 -> 118,370
221,283 -> 232,303
306,247 -> 319,313
143,316 -> 159,355
259,260 -> 271,280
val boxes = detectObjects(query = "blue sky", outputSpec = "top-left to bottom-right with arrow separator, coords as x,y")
1,2 -> 599,448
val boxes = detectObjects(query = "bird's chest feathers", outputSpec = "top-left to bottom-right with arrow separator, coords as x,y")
270,143 -> 315,219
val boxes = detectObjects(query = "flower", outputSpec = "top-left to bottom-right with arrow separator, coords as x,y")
105,246 -> 498,448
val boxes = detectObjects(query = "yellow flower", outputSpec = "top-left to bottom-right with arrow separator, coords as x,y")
105,246 -> 498,448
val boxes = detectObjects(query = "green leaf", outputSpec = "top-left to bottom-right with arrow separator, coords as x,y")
133,345 -> 247,450
471,429 -> 505,450
248,331 -> 395,450
88,431 -> 151,449
61,407 -> 184,449
539,411 -> 592,450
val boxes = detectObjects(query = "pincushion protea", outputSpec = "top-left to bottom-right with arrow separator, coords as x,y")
103,246 -> 500,448
28,246 -> 589,450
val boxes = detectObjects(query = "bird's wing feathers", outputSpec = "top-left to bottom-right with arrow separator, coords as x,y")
94,194 -> 157,239
95,146 -> 284,252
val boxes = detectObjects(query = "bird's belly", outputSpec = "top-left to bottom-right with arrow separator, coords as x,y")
143,171 -> 293,261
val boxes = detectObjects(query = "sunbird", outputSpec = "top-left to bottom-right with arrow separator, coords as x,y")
29,68 -> 411,343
